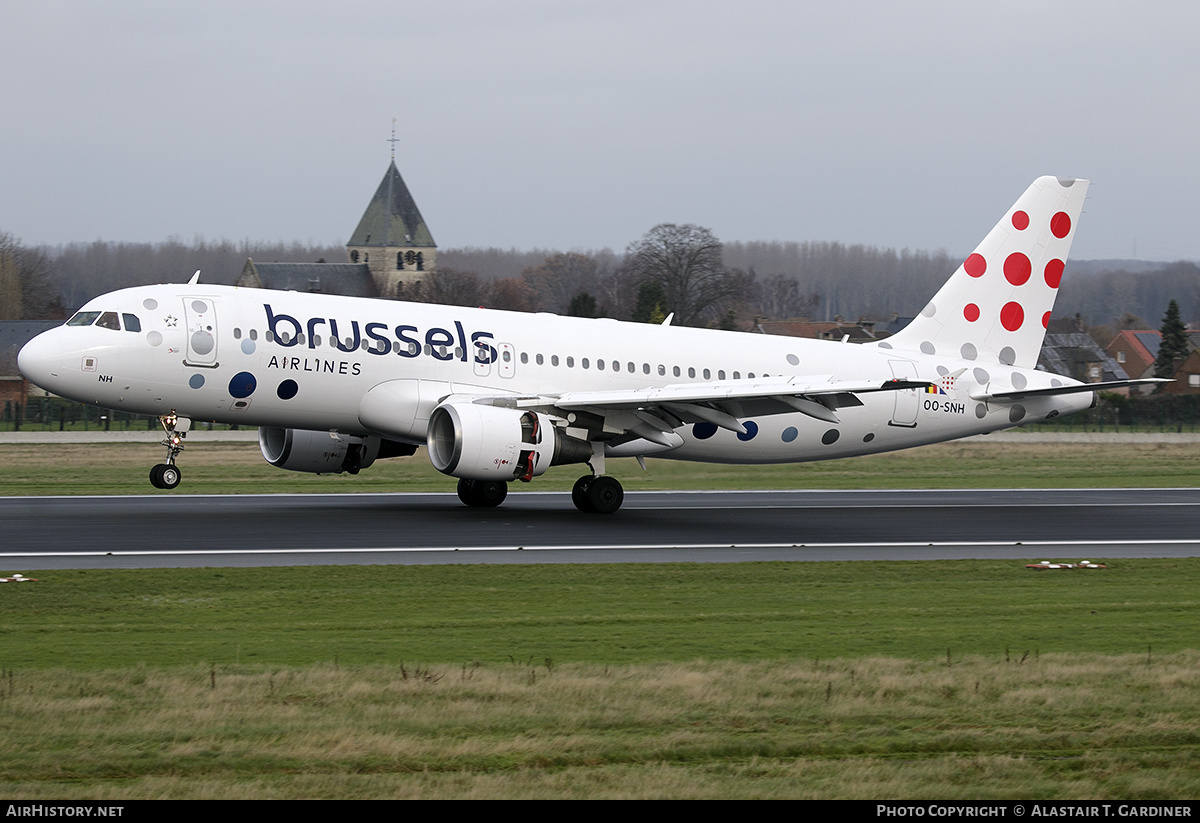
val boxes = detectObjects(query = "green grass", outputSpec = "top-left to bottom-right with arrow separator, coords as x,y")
3,439 -> 1200,495
2,440 -> 1199,798
2,561 -> 1200,799
2,561 -> 1196,669
2,655 -> 1198,799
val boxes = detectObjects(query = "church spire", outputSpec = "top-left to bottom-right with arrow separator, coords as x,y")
346,139 -> 437,296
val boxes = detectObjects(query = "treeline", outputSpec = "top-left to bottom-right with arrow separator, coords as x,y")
1056,260 -> 1200,331
12,235 -> 1200,331
43,237 -> 346,308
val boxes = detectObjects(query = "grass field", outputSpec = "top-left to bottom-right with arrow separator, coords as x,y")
2,438 -> 1200,495
2,560 -> 1199,798
2,440 -> 1199,798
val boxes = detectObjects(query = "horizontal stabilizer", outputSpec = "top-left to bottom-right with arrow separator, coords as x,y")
971,378 -> 1170,402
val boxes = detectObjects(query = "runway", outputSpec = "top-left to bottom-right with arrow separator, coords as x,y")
3,488 -> 1199,570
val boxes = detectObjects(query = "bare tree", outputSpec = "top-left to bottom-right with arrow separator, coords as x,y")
489,277 -> 537,312
520,252 -> 601,313
401,267 -> 487,307
0,233 -> 62,319
623,224 -> 741,327
0,243 -> 21,320
754,272 -> 821,319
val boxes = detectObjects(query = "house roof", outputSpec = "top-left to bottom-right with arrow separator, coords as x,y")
1038,332 -> 1129,383
347,161 -> 435,249
238,261 -> 378,298
1,320 -> 60,375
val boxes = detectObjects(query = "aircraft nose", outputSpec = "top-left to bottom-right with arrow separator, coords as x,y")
17,330 -> 65,391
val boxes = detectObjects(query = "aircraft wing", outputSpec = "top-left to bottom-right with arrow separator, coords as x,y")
479,376 -> 933,447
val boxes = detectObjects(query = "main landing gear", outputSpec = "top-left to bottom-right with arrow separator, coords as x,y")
571,475 -> 624,514
570,445 -> 624,514
457,478 -> 508,508
454,444 -> 626,514
149,412 -> 188,490
455,475 -> 625,513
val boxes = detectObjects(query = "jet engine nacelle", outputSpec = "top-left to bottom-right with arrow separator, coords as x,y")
259,426 -> 415,474
426,402 -> 592,482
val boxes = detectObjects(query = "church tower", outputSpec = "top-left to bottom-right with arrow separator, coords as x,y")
346,159 -> 437,297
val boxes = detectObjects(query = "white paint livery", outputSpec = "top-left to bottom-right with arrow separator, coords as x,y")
17,177 -> 1160,512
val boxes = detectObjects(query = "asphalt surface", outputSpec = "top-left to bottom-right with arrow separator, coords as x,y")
3,488 -> 1198,570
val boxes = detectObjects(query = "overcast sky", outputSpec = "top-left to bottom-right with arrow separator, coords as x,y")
3,1 -> 1198,261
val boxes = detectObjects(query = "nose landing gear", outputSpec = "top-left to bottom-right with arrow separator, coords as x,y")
149,412 -> 189,490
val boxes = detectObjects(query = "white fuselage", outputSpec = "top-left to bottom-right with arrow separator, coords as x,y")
18,283 -> 1094,465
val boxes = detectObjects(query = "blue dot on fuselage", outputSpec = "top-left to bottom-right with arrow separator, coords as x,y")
229,372 -> 257,399
737,421 -> 759,441
781,426 -> 798,442
277,380 -> 298,400
188,374 -> 205,389
693,422 -> 718,440
241,338 -> 256,355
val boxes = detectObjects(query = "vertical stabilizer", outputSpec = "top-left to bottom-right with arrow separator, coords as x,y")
885,176 -> 1089,368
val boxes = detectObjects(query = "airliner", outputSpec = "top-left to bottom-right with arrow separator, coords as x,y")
17,176 -> 1157,513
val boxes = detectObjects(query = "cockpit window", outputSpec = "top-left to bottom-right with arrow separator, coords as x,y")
122,313 -> 141,332
96,312 -> 121,330
66,311 -> 101,327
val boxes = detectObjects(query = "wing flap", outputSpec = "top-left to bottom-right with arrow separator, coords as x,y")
552,375 -> 931,410
481,376 -> 933,444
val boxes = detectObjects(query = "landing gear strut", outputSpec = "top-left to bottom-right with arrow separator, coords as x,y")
571,474 -> 624,514
457,478 -> 509,508
569,443 -> 624,513
149,412 -> 187,490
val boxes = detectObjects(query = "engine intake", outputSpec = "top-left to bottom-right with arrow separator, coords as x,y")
426,402 -> 591,481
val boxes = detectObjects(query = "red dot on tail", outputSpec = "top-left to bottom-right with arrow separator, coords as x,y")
1012,211 -> 1029,230
964,303 -> 980,322
1042,311 -> 1051,329
1004,252 -> 1031,286
964,253 -> 987,277
1050,212 -> 1071,238
1000,302 -> 1024,331
1044,258 -> 1064,288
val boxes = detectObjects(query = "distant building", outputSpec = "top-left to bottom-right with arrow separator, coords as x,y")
1106,330 -> 1161,382
237,159 -> 436,298
0,320 -> 59,404
1105,328 -> 1200,394
757,317 -> 883,342
1038,317 -> 1128,387
237,261 -> 377,298
1161,349 -> 1200,394
346,160 -> 437,297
